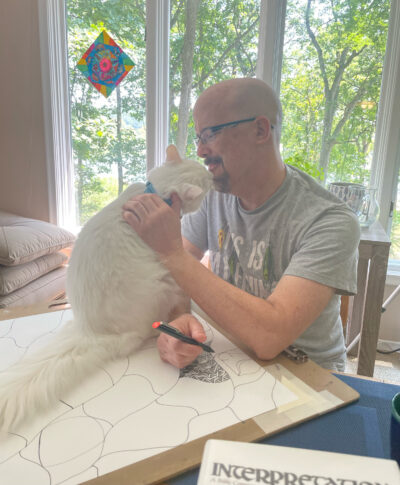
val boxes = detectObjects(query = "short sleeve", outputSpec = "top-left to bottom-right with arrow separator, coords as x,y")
284,208 -> 360,295
181,197 -> 210,253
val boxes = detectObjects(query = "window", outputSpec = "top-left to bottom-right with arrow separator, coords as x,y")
279,0 -> 400,271
168,0 -> 261,158
281,0 -> 390,186
41,0 -> 400,272
380,0 -> 400,266
66,1 -> 146,225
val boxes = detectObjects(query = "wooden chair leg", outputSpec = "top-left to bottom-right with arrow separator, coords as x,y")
340,295 -> 350,328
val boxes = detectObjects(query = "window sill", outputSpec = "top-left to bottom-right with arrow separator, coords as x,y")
386,261 -> 400,286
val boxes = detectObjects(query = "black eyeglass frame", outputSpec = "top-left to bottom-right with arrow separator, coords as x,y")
195,117 -> 261,146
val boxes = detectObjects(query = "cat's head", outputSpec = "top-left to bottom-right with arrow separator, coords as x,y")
147,145 -> 212,214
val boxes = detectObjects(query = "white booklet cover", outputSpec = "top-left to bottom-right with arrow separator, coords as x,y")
197,439 -> 400,485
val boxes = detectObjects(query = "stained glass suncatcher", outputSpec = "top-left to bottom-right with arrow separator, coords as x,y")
77,30 -> 135,98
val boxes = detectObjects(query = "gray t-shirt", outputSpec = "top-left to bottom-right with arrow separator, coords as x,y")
181,165 -> 360,371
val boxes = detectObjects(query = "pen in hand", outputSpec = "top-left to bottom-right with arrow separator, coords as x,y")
152,321 -> 215,353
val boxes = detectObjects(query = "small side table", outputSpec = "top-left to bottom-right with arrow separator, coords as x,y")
346,221 -> 391,376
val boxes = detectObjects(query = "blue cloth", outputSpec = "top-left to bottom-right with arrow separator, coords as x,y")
144,181 -> 172,206
170,374 -> 400,485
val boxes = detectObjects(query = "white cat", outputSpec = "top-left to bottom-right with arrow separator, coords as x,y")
0,145 -> 212,432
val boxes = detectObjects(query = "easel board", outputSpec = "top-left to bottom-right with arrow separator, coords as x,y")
0,304 -> 359,485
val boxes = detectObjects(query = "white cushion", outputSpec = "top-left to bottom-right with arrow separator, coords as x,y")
0,251 -> 67,295
0,211 -> 75,266
0,266 -> 67,308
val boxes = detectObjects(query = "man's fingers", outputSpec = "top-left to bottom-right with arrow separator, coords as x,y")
123,195 -> 168,228
170,193 -> 182,217
186,323 -> 207,342
157,330 -> 203,368
123,194 -> 161,212
126,201 -> 149,221
122,209 -> 139,226
191,329 -> 207,342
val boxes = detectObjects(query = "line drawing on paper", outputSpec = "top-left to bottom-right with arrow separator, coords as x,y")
0,309 -> 298,485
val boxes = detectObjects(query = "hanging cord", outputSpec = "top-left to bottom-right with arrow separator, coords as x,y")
381,283 -> 400,313
376,284 -> 400,354
377,346 -> 400,354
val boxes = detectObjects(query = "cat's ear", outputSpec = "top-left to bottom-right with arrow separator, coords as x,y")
180,183 -> 204,201
165,144 -> 182,164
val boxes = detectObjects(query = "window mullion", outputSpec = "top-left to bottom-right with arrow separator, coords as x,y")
369,0 -> 400,233
256,0 -> 287,94
146,0 -> 170,170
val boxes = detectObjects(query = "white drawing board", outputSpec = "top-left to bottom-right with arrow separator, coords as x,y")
0,307 -> 359,485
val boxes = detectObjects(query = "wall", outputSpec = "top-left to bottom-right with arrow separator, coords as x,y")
0,0 -> 50,222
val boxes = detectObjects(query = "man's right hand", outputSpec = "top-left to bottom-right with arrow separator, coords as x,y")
157,314 -> 207,368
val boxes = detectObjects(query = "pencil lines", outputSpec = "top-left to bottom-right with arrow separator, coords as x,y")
0,311 -> 298,485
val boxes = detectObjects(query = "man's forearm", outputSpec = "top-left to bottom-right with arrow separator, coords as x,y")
162,249 -> 287,360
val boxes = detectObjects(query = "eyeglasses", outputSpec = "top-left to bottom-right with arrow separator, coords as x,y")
195,117 -> 258,147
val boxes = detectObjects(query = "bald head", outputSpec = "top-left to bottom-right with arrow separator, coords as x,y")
193,78 -> 282,139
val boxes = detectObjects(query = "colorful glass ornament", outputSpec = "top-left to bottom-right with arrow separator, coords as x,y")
77,30 -> 135,98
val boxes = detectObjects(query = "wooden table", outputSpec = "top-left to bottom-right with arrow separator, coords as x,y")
346,221 -> 391,377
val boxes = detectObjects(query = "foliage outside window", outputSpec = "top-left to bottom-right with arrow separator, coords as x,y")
168,0 -> 260,159
281,0 -> 390,187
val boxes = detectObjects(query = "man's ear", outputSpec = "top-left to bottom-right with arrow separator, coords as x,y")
165,144 -> 183,164
255,117 -> 272,142
180,183 -> 203,200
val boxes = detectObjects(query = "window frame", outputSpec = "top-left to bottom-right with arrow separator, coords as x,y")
146,0 -> 170,171
369,0 -> 400,275
40,0 -> 400,276
256,0 -> 287,93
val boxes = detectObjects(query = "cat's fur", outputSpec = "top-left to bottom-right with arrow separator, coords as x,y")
0,145 -> 212,433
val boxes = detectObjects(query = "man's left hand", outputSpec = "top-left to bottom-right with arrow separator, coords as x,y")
123,193 -> 183,260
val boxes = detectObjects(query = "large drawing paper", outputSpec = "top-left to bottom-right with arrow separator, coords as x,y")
0,310 -> 298,484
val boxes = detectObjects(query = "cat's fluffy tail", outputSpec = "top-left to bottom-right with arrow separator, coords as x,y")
0,321 -> 138,434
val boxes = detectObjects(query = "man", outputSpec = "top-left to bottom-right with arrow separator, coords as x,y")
123,78 -> 360,371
